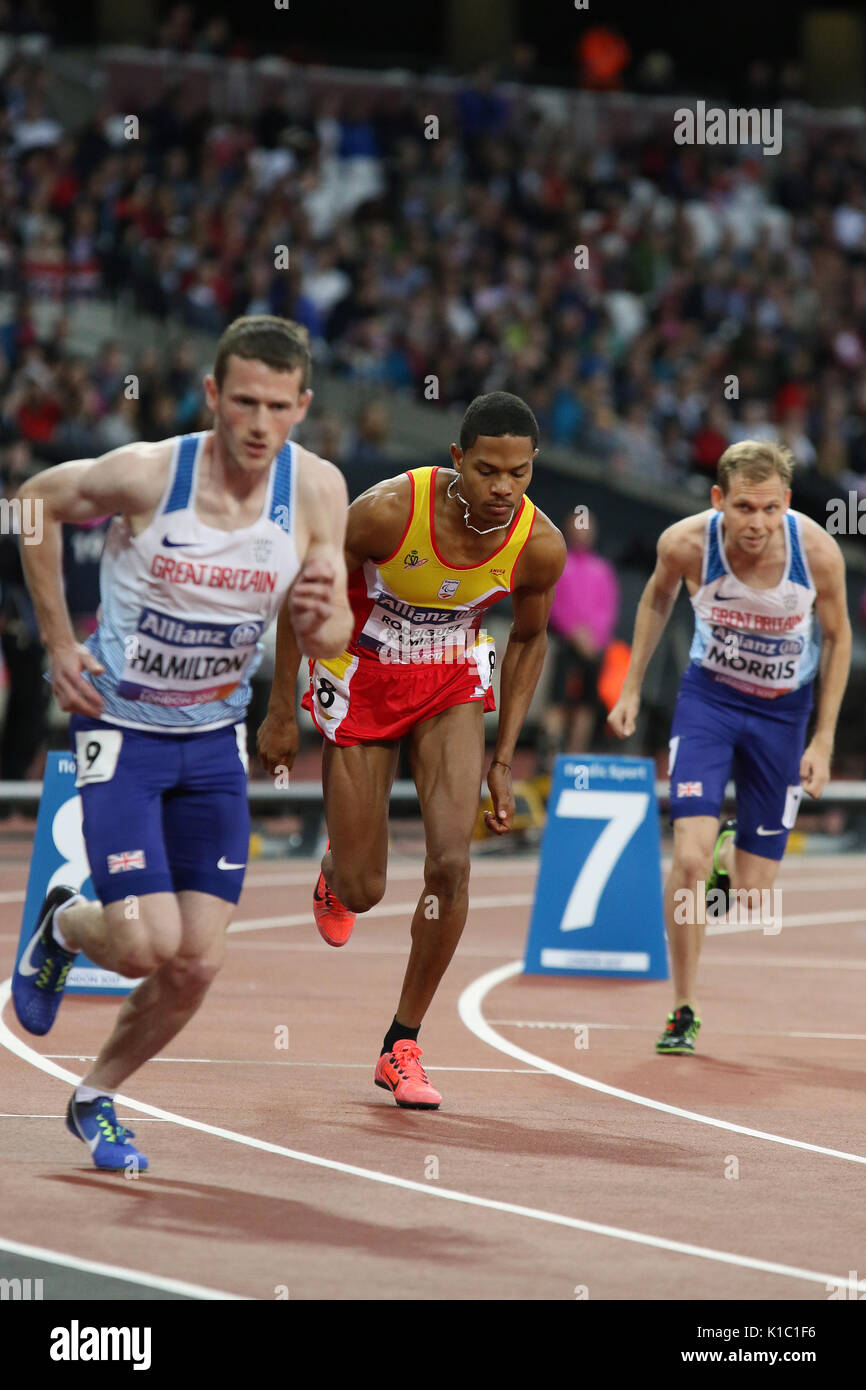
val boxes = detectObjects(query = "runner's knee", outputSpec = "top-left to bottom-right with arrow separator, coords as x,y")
163,953 -> 223,997
337,868 -> 387,914
115,936 -> 175,978
423,849 -> 470,901
672,845 -> 714,887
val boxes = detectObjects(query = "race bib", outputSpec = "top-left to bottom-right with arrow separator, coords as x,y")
74,729 -> 123,786
117,607 -> 263,707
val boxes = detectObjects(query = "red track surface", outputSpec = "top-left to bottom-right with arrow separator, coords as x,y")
1,847 -> 865,1300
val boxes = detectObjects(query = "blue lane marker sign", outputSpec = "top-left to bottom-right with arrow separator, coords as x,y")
524,755 -> 668,979
15,752 -> 135,996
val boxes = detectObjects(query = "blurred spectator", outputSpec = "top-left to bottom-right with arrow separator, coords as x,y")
0,45 -> 865,536
0,444 -> 48,804
63,515 -> 110,641
342,400 -> 390,468
539,509 -> 620,767
577,27 -> 631,91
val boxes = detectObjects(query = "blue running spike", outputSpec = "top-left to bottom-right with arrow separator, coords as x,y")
66,1096 -> 149,1172
12,887 -> 79,1035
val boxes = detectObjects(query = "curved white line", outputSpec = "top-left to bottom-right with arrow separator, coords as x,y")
0,1235 -> 245,1300
458,960 -> 866,1166
0,978 -> 857,1294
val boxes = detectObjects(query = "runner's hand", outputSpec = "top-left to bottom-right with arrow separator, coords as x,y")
800,740 -> 830,799
50,644 -> 105,717
484,762 -> 514,835
607,688 -> 639,738
257,710 -> 299,776
289,556 -> 335,637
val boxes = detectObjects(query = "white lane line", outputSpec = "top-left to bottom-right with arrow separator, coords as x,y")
228,894 -> 533,935
709,954 -> 866,969
706,910 -> 864,937
0,1235 -> 246,1300
490,1022 -> 866,1042
237,943 -> 524,957
0,1114 -> 170,1120
225,902 -> 858,940
241,860 -> 540,889
0,979 -> 856,1294
458,961 -> 866,1166
40,1058 -> 545,1072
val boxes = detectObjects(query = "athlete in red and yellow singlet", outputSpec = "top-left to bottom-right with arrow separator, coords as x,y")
301,463 -> 537,743
259,392 -> 566,1110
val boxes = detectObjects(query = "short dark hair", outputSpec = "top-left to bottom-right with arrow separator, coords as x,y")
214,315 -> 313,392
459,391 -> 539,453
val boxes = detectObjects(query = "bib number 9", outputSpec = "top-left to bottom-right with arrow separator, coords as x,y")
74,729 -> 123,786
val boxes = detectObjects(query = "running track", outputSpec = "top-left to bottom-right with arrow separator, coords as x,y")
1,848 -> 865,1301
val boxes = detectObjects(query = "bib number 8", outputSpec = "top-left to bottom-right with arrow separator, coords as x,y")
317,677 -> 337,710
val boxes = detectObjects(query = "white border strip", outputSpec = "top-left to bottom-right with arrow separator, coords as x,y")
0,1235 -> 246,1300
458,960 -> 866,1166
0,979 -> 860,1294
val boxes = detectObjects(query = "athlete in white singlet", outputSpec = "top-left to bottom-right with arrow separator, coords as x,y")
609,440 -> 851,1056
12,316 -> 352,1170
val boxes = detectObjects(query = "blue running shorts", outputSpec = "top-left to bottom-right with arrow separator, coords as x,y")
668,666 -> 813,861
69,716 -> 250,904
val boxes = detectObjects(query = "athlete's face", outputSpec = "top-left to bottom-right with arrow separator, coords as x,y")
712,475 -> 791,557
449,434 -> 536,522
205,356 -> 312,473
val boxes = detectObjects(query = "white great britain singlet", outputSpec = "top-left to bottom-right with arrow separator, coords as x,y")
689,510 -> 819,698
86,431 -> 301,731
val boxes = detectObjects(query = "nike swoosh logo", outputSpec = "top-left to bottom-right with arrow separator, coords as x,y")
17,916 -> 49,977
756,826 -> 785,836
217,856 -> 245,870
161,535 -> 204,548
69,1105 -> 100,1153
713,590 -> 738,600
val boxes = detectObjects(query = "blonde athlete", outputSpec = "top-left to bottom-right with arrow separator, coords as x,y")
609,441 -> 851,1055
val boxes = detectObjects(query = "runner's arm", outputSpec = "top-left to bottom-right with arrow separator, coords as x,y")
259,474 -> 410,772
492,529 -> 567,768
16,448 -> 163,655
619,526 -> 684,696
16,448 -> 165,715
809,540 -> 851,758
290,462 -> 352,660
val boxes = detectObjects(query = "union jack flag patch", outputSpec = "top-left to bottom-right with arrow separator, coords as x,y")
107,849 -> 147,873
677,781 -> 703,797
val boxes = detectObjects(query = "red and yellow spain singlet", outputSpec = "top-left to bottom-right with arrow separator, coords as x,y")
302,466 -> 536,744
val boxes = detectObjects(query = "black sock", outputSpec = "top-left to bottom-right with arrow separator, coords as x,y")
381,1016 -> 419,1056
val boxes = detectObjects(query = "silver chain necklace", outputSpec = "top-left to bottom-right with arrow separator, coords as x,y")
446,475 -> 515,535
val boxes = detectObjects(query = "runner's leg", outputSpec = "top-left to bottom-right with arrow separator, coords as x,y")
664,815 -> 718,1010
58,894 -> 180,977
81,892 -> 232,1094
321,739 -> 399,912
395,701 -> 485,1026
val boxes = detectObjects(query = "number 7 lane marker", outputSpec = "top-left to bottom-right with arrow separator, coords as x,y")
0,978 -> 859,1294
555,790 -> 649,930
458,960 -> 866,1165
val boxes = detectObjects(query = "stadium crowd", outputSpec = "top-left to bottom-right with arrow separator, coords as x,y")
3,21 -> 866,786
2,36 -> 866,516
